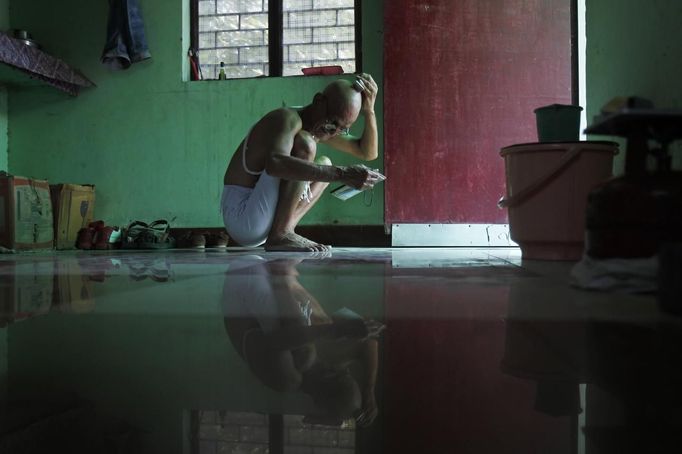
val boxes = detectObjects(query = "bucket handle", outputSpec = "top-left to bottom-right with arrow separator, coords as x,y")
498,145 -> 583,208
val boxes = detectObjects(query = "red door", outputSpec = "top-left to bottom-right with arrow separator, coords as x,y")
384,0 -> 573,225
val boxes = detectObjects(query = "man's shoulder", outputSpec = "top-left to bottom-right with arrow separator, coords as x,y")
262,107 -> 302,130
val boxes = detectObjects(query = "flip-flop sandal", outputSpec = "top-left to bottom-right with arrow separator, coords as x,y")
137,219 -> 176,250
121,221 -> 149,250
177,231 -> 206,249
205,232 -> 229,248
150,259 -> 172,282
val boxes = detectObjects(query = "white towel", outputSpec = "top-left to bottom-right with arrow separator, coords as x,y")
570,255 -> 658,294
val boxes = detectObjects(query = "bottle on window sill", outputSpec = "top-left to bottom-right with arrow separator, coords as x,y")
218,62 -> 227,80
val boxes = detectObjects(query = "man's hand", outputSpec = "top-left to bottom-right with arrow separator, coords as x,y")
363,320 -> 386,339
355,73 -> 378,114
357,390 -> 379,427
333,318 -> 385,340
339,164 -> 384,190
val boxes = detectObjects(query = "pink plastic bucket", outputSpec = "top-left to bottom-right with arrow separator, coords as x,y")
499,141 -> 618,260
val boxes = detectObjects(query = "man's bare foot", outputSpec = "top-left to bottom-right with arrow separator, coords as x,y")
265,231 -> 331,252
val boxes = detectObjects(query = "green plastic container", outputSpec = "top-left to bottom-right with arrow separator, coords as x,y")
534,104 -> 583,142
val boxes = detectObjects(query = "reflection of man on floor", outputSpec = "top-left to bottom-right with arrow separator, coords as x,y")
221,74 -> 382,252
222,256 -> 384,426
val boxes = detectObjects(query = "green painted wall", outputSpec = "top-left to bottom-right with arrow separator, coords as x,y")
0,0 -> 9,30
0,87 -> 6,172
7,0 -> 384,227
586,0 -> 682,173
0,0 -> 8,398
0,0 -> 8,171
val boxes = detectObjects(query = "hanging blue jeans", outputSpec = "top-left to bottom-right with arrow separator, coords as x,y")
101,0 -> 151,70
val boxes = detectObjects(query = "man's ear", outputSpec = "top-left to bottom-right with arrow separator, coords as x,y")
313,92 -> 325,106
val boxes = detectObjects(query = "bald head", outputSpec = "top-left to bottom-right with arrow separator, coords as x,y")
303,79 -> 364,140
322,79 -> 362,121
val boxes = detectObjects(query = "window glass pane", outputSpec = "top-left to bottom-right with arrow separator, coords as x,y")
199,15 -> 239,32
283,28 -> 312,45
312,26 -> 354,43
193,411 -> 356,454
313,0 -> 353,7
287,10 -> 337,28
284,0 -> 313,10
199,32 -> 216,49
240,13 -> 269,30
217,0 -> 265,14
197,0 -> 269,79
217,30 -> 266,47
283,0 -> 356,76
337,8 -> 354,25
196,0 -> 357,79
287,43 -> 337,62
240,46 -> 269,64
337,42 -> 355,59
198,1 -> 216,15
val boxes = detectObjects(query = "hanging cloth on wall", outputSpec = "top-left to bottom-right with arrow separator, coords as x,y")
101,0 -> 151,70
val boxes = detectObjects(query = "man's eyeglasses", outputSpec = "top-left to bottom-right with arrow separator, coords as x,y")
321,121 -> 350,136
321,96 -> 350,136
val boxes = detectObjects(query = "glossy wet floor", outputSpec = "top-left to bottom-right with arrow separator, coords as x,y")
1,248 -> 680,454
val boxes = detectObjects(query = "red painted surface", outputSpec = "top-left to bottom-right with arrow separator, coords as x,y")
384,0 -> 573,224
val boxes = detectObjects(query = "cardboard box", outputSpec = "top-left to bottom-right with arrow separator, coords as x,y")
50,184 -> 96,250
0,261 -> 54,325
53,258 -> 95,313
0,173 -> 54,250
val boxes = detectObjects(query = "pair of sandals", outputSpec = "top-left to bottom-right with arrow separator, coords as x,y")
127,258 -> 172,282
121,220 -> 175,249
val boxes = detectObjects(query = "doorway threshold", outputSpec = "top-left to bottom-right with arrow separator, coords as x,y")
391,223 -> 517,247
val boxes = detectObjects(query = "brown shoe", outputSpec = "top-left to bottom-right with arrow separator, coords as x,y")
177,232 -> 206,249
205,232 -> 229,248
76,227 -> 95,250
94,226 -> 121,250
76,220 -> 103,250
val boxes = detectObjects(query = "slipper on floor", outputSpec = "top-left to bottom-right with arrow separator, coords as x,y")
122,220 -> 176,250
137,220 -> 176,249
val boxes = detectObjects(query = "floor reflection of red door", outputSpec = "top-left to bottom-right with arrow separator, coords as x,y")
384,0 -> 573,225
383,276 -> 573,454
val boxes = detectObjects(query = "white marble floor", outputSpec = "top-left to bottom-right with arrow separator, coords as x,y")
1,247 -> 680,454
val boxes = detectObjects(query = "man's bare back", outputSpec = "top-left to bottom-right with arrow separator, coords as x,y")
223,109 -> 314,187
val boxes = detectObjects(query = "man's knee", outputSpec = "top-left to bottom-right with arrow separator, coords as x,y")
292,147 -> 315,161
292,344 -> 316,372
315,155 -> 332,166
291,136 -> 317,161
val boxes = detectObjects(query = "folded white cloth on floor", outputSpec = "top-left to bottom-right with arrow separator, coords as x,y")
570,255 -> 658,294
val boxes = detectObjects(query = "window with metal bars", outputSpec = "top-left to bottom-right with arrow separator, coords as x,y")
190,0 -> 362,80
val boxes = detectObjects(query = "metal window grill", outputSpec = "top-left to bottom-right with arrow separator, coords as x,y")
192,410 -> 357,454
196,0 -> 357,79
